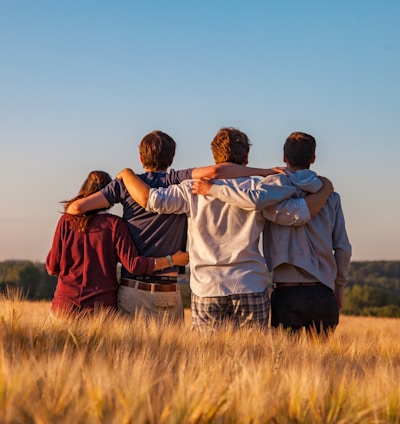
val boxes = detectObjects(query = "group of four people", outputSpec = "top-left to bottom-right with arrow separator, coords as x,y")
46,127 -> 351,334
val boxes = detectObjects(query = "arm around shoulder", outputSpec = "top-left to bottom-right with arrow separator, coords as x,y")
116,168 -> 150,208
304,176 -> 334,218
191,163 -> 283,179
65,191 -> 109,214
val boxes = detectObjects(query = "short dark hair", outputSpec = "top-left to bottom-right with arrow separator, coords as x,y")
284,132 -> 316,167
139,130 -> 176,170
211,127 -> 251,164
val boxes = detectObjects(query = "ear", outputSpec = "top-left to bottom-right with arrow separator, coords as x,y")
140,155 -> 144,164
283,153 -> 288,163
310,154 -> 316,164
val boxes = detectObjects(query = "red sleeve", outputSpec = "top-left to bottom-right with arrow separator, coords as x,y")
46,216 -> 64,276
113,218 -> 155,275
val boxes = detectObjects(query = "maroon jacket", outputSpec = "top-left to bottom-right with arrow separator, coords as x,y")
46,213 -> 155,313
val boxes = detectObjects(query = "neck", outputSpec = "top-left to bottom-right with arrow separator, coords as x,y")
286,164 -> 309,172
144,168 -> 168,173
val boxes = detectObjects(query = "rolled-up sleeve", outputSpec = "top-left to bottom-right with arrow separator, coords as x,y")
209,182 -> 298,211
146,184 -> 190,215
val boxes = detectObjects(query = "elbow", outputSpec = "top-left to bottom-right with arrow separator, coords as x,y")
136,193 -> 149,209
66,203 -> 84,215
138,199 -> 148,209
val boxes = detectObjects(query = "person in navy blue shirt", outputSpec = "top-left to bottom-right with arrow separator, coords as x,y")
66,130 -> 279,322
47,170 -> 188,317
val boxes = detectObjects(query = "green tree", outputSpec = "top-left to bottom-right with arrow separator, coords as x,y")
18,263 -> 41,299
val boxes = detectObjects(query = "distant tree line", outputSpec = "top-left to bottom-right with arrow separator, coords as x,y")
1,260 -> 399,317
0,260 -> 57,300
342,261 -> 400,317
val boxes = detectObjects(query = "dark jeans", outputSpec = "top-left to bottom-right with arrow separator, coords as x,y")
271,284 -> 339,335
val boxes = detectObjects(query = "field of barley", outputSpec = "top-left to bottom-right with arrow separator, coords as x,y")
1,291 -> 399,424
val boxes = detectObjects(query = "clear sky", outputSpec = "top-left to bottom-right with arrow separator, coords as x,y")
1,1 -> 399,263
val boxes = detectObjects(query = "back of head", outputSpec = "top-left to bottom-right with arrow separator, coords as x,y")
139,130 -> 176,170
284,132 -> 316,168
77,170 -> 112,198
64,170 -> 112,231
211,127 -> 251,164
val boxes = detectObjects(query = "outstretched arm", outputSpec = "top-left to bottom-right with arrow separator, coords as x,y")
116,168 -> 150,208
192,163 -> 284,179
66,191 -> 110,215
192,178 -> 299,211
117,164 -> 283,208
192,176 -> 334,223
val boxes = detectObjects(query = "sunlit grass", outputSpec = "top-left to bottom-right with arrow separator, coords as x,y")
0,291 -> 399,423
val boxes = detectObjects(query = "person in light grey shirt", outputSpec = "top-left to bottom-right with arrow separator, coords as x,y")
193,131 -> 351,335
118,128 -> 333,331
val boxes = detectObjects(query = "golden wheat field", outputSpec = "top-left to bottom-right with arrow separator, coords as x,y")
1,291 -> 399,424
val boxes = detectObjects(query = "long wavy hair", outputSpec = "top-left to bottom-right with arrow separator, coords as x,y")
63,170 -> 112,232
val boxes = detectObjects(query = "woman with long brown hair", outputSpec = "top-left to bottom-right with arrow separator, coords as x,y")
46,170 -> 188,316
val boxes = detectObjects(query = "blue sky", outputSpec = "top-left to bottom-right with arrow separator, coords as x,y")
1,1 -> 399,262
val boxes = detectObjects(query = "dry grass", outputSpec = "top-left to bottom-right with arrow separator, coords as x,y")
0,291 -> 399,423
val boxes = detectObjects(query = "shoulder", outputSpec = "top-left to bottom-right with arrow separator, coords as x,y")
329,191 -> 342,202
261,174 -> 291,186
323,191 -> 344,212
102,178 -> 121,191
167,168 -> 194,183
101,178 -> 124,200
141,169 -> 192,187
55,213 -> 69,229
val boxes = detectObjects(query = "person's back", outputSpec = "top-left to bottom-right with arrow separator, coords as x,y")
99,131 -> 193,321
48,212 -> 156,312
148,176 -> 268,297
63,132 -> 195,322
262,132 -> 352,334
47,171 -> 161,316
66,130 -> 286,322
146,127 -> 315,330
102,169 -> 191,272
263,169 -> 349,290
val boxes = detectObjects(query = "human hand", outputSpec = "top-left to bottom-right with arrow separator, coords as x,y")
319,176 -> 334,194
271,167 -> 287,175
171,250 -> 189,266
336,293 -> 344,309
116,168 -> 134,181
192,178 -> 213,195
